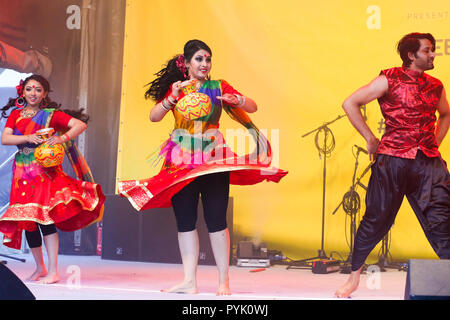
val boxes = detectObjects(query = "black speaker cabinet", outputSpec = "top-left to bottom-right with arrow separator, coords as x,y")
101,194 -> 233,265
0,263 -> 35,300
58,223 -> 98,255
56,158 -> 99,255
404,259 -> 450,300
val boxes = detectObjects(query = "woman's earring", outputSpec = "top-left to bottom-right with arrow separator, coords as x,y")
15,96 -> 25,108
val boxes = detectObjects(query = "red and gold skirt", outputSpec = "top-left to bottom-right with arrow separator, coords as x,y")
118,137 -> 287,211
0,165 -> 105,250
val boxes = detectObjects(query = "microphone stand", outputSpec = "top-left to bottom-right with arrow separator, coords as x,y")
331,147 -> 372,273
287,114 -> 346,269
338,148 -> 365,273
376,232 -> 407,271
331,161 -> 372,216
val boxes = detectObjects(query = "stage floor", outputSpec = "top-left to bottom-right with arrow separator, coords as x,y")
1,252 -> 408,300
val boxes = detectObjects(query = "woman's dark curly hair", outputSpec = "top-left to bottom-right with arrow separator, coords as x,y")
1,74 -> 89,123
144,39 -> 212,102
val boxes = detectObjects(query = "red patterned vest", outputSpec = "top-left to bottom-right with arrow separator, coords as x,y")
377,66 -> 443,159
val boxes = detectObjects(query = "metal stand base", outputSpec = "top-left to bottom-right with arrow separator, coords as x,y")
287,249 -> 328,270
376,254 -> 408,272
375,233 -> 408,272
0,253 -> 26,263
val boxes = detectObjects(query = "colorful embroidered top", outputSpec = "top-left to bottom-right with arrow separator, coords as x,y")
5,109 -> 71,180
377,67 -> 443,159
5,108 -> 71,133
5,108 -> 94,182
161,79 -> 240,132
156,79 -> 272,170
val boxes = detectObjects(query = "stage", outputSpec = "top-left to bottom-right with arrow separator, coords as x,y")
2,252 -> 408,300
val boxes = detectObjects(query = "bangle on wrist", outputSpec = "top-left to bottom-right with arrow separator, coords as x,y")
167,97 -> 177,105
233,94 -> 245,107
169,93 -> 179,102
161,99 -> 173,111
62,133 -> 70,143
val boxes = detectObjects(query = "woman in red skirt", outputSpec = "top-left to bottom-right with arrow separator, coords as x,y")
0,75 -> 105,284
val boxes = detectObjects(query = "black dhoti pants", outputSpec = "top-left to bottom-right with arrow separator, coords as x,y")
351,150 -> 450,271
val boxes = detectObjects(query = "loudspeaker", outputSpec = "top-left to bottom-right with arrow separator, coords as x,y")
0,263 -> 35,300
58,223 -> 98,255
404,259 -> 450,300
101,194 -> 233,265
57,156 -> 99,255
101,195 -> 141,261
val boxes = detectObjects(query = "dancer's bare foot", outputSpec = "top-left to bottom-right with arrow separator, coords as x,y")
37,272 -> 60,284
161,280 -> 197,294
335,269 -> 362,298
26,268 -> 47,281
217,281 -> 231,296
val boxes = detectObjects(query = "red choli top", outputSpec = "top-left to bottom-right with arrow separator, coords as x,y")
377,67 -> 443,159
5,109 -> 72,132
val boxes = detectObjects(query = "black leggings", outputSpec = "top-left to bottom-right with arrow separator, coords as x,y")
352,151 -> 450,271
171,172 -> 230,233
25,224 -> 57,249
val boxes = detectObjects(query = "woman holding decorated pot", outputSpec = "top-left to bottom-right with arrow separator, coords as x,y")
118,40 -> 287,295
0,74 -> 105,284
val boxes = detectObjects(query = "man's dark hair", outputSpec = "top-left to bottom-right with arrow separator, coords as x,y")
397,32 -> 435,67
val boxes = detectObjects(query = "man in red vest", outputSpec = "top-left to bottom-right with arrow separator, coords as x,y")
335,32 -> 450,298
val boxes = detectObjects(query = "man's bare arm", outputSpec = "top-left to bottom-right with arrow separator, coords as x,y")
435,87 -> 450,146
342,75 -> 388,160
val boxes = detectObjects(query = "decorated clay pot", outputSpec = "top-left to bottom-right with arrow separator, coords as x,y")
176,92 -> 211,121
34,143 -> 65,167
34,128 -> 65,167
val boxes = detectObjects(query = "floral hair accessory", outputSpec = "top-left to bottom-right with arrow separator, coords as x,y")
176,54 -> 187,74
16,79 -> 24,97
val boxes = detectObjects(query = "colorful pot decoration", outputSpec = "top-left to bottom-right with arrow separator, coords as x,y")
34,128 -> 65,167
176,92 -> 211,121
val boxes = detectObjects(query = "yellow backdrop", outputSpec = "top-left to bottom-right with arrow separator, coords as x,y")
117,0 -> 450,262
